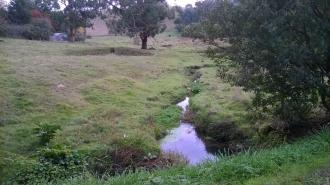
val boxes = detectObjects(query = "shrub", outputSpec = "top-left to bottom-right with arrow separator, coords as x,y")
33,122 -> 60,145
22,18 -> 52,40
190,81 -> 203,95
2,146 -> 87,185
3,24 -> 27,38
87,149 -> 113,177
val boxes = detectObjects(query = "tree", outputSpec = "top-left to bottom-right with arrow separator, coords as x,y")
174,4 -> 200,33
199,0 -> 330,125
0,0 -> 7,36
109,0 -> 168,49
34,0 -> 60,13
7,0 -> 33,24
62,0 -> 102,42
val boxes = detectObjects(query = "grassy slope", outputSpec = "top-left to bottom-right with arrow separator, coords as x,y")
57,129 -> 330,185
2,36 -> 328,185
0,35 -> 248,157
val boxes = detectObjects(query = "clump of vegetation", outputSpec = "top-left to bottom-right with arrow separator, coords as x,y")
174,4 -> 200,34
195,0 -> 330,133
3,146 -> 86,184
22,18 -> 52,40
33,122 -> 61,145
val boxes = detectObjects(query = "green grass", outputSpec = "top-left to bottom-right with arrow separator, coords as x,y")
54,129 -> 330,185
0,35 -> 248,157
2,35 -> 324,185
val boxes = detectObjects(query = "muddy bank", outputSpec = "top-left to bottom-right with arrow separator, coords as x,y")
88,147 -> 185,177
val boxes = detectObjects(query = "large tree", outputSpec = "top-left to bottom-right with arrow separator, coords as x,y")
7,0 -> 33,24
174,4 -> 200,33
199,0 -> 330,125
109,0 -> 168,49
62,0 -> 102,42
34,0 -> 60,13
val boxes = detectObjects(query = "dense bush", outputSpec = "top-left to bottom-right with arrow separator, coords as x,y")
197,0 -> 330,126
33,122 -> 60,145
174,4 -> 200,33
3,18 -> 52,40
50,11 -> 67,32
3,24 -> 28,37
22,18 -> 52,40
7,0 -> 32,24
3,147 -> 87,184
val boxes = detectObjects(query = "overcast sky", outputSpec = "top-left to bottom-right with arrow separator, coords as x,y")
3,0 -> 199,7
167,0 -> 199,7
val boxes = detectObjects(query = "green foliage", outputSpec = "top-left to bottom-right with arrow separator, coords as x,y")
33,122 -> 60,145
49,11 -> 67,32
174,4 -> 200,33
189,80 -> 203,95
63,0 -> 101,42
199,0 -> 330,125
34,0 -> 60,13
181,23 -> 204,38
47,129 -> 330,185
109,0 -> 168,49
22,18 -> 52,40
87,149 -> 113,177
7,0 -> 32,24
3,147 -> 87,184
167,6 -> 176,20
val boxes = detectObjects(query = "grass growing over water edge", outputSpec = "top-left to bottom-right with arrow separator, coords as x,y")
54,129 -> 330,185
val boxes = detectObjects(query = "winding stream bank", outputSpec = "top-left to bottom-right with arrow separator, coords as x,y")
160,97 -> 216,165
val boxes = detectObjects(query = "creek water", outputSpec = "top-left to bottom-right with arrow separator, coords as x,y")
160,97 -> 216,165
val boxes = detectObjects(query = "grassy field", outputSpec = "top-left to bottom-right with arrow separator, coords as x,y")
0,35 -> 256,183
1,36 -> 330,184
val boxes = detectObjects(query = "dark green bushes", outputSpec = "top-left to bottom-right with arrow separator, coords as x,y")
191,0 -> 330,131
33,122 -> 61,145
3,147 -> 86,185
22,18 -> 52,40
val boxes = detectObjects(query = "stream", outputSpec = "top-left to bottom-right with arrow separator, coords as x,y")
160,97 -> 216,165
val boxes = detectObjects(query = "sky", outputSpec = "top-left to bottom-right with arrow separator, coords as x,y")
3,0 -> 199,7
167,0 -> 199,7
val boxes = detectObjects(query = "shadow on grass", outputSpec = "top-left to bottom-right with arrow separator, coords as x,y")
66,47 -> 154,56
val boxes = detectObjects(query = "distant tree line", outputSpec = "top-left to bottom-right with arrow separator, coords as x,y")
0,0 -> 103,41
0,0 -> 173,47
173,4 -> 200,37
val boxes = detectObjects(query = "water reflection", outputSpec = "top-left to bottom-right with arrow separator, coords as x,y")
160,97 -> 216,165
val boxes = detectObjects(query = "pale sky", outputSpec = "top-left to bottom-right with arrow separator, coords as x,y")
3,0 -> 199,7
167,0 -> 199,7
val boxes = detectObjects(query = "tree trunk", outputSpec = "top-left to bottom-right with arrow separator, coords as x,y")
141,36 -> 147,49
69,27 -> 75,42
140,32 -> 148,49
